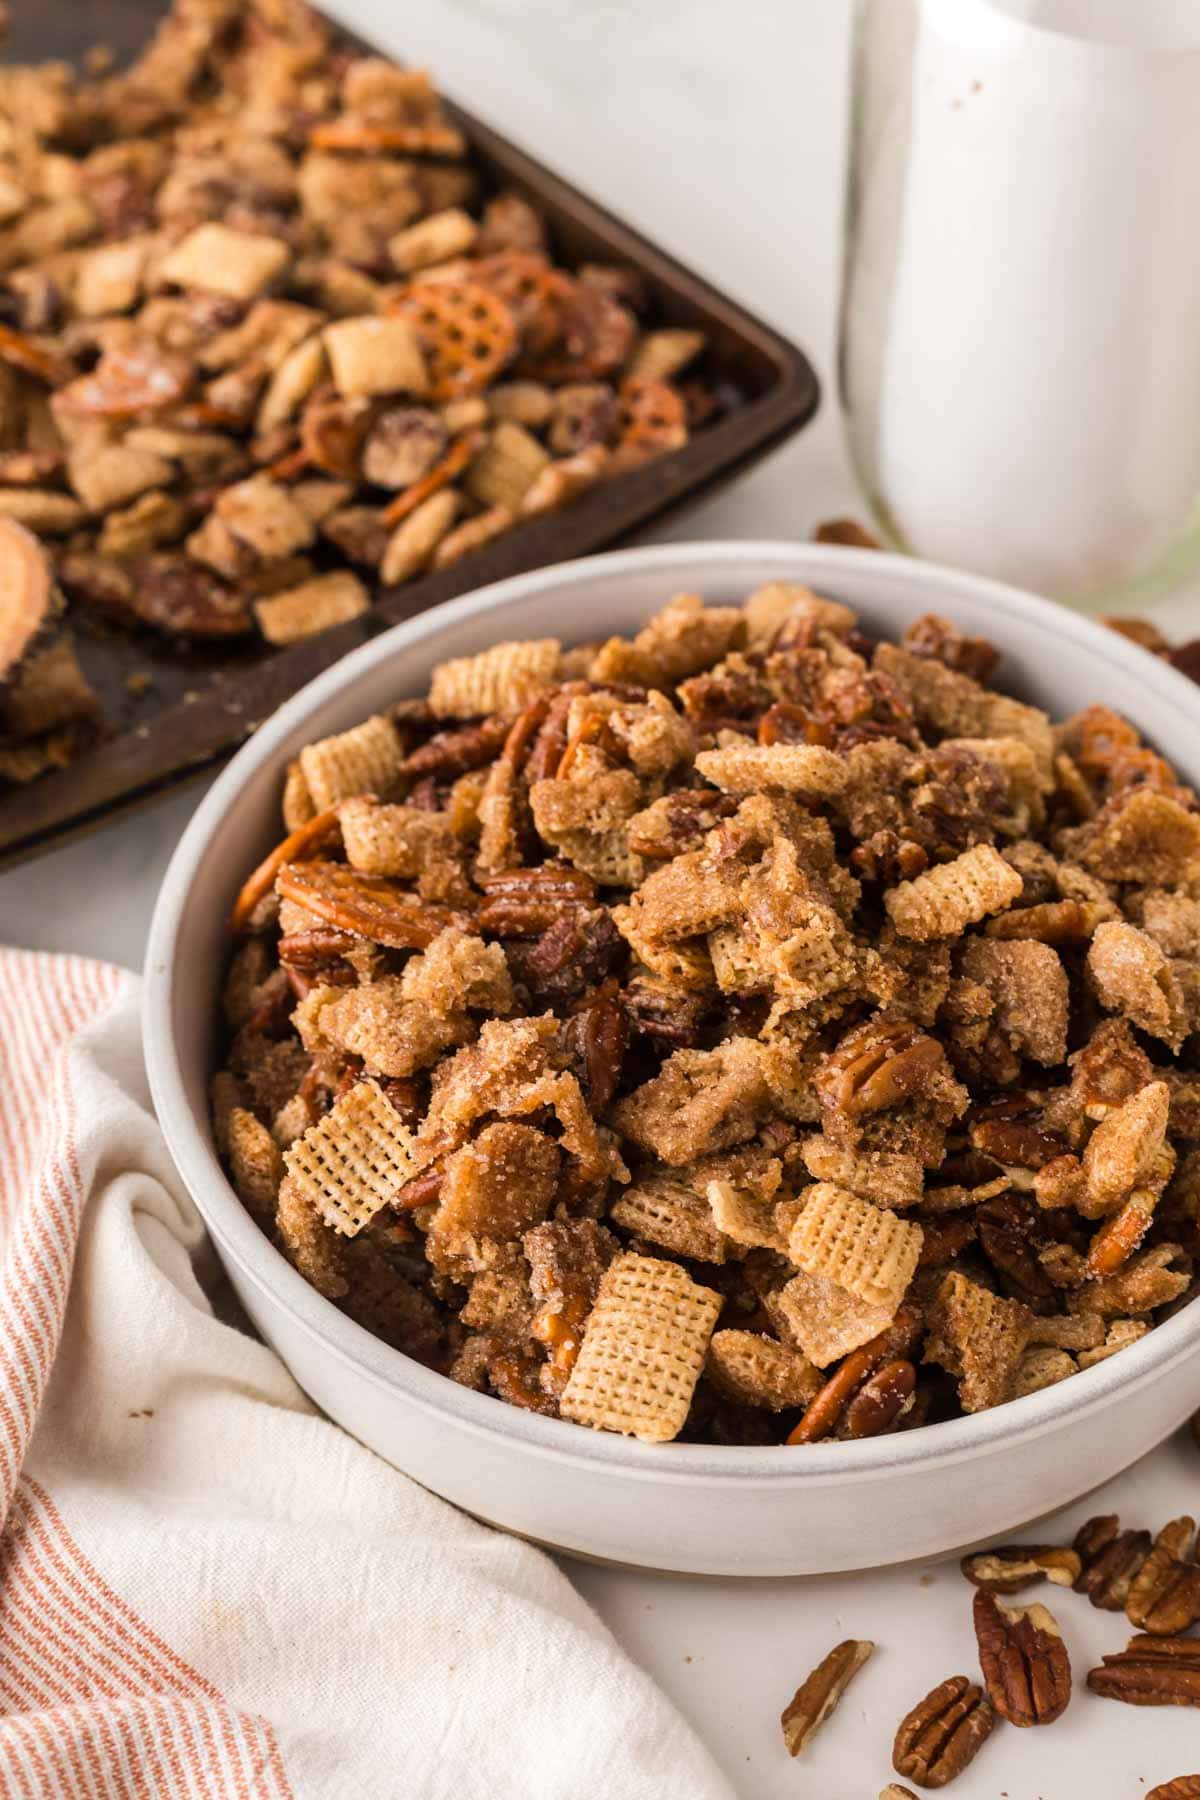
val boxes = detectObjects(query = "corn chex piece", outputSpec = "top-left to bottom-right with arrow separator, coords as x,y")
283,1078 -> 420,1237
464,421 -> 550,511
298,713 -> 403,810
254,570 -> 369,646
161,223 -> 290,299
884,843 -> 1023,941
428,636 -> 560,719
324,315 -> 429,399
694,742 -> 847,798
560,1252 -> 722,1443
787,1183 -> 923,1313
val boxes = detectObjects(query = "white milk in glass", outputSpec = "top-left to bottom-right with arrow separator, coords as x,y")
841,0 -> 1200,602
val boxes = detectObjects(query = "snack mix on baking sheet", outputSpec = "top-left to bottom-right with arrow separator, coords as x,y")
213,581 -> 1200,1447
0,0 -> 720,784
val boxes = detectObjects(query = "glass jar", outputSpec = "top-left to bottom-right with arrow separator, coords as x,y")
840,0 -> 1200,607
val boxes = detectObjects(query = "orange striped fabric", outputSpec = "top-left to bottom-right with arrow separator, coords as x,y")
0,952 -> 291,1799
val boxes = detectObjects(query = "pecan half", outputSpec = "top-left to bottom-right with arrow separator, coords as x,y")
393,1167 -> 445,1211
961,1545 -> 1082,1595
970,1102 -> 1066,1173
975,1191 -> 1059,1314
972,1592 -> 1071,1727
627,788 -> 738,860
892,1676 -> 995,1789
817,1018 -> 944,1118
403,715 -> 511,778
622,975 -> 711,1048
788,1308 -> 922,1445
561,984 -> 628,1114
477,864 -> 597,936
1073,1514 -> 1153,1611
506,907 -> 624,1006
1126,1518 -> 1200,1636
1148,1781 -> 1200,1799
1088,1636 -> 1200,1707
850,829 -> 928,885
780,1638 -> 874,1757
985,899 -> 1101,944
276,861 -> 466,949
277,928 -> 358,983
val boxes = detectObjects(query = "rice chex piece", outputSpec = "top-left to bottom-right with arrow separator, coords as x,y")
787,1183 -> 923,1313
283,1078 -> 420,1237
1086,921 -> 1190,1050
694,742 -> 847,797
298,714 -> 403,810
960,937 -> 1070,1067
884,843 -> 1023,941
428,637 -> 560,718
254,571 -> 369,646
324,315 -> 429,398
775,1268 -> 895,1368
161,223 -> 290,299
560,1252 -> 722,1443
318,977 -> 470,1077
706,1330 -> 822,1410
706,1176 -> 787,1251
923,1271 -> 1032,1412
432,1121 -> 560,1249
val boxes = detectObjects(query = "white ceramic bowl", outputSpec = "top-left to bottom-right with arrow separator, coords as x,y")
145,542 -> 1200,1577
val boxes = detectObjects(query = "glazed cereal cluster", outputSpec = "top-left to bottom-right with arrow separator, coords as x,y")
0,0 -> 717,781
213,584 -> 1200,1445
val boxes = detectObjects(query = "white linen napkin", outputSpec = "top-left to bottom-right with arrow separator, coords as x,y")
0,950 -> 735,1800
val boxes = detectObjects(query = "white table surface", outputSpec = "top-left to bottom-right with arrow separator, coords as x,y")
10,4 -> 1200,1794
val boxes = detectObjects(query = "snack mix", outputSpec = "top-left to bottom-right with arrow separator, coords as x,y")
214,581 -> 1200,1447
0,0 -> 719,783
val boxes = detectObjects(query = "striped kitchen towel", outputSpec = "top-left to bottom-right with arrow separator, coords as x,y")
0,951 -> 734,1800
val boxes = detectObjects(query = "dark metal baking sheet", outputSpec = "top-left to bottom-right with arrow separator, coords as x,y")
0,0 -> 819,866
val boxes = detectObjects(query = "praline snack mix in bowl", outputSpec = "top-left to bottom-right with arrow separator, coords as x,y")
211,565 -> 1200,1448
144,544 -> 1200,1575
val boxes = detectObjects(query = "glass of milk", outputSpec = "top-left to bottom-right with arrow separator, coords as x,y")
840,0 -> 1200,606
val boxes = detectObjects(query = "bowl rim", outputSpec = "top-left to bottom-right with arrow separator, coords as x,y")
144,538 -> 1200,1485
